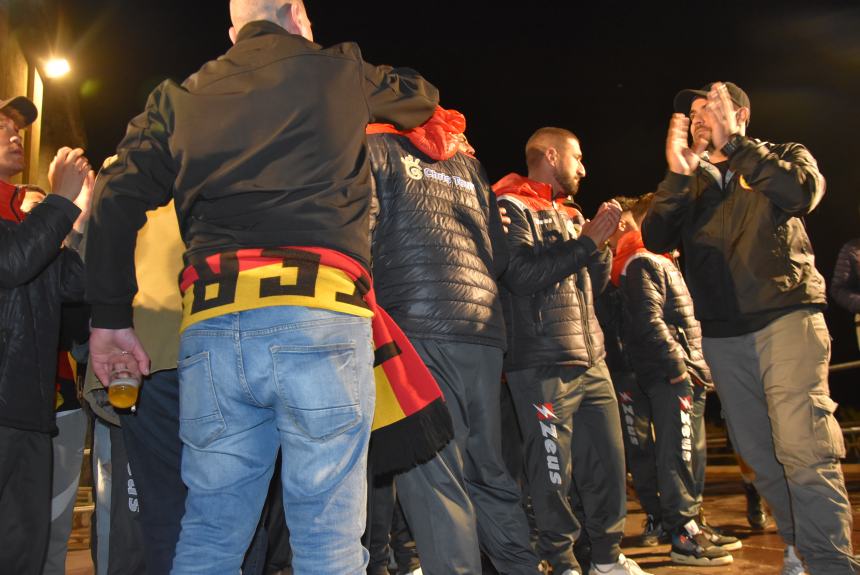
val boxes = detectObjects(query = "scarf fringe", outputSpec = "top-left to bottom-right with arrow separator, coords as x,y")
369,397 -> 453,476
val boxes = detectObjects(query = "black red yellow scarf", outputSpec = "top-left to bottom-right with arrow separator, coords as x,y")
179,246 -> 453,474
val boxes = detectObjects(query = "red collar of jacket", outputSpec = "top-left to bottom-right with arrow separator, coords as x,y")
491,173 -> 582,220
610,229 -> 674,287
367,106 -> 475,160
0,180 -> 23,223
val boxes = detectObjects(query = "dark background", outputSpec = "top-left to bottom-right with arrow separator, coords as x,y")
54,1 -> 860,413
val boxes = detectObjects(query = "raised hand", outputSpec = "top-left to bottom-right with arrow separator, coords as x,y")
666,114 -> 707,176
581,200 -> 622,247
72,168 -> 96,233
48,147 -> 91,202
705,82 -> 739,150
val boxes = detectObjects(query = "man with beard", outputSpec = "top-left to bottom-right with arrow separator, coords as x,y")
0,95 -> 93,575
643,81 -> 858,575
494,127 -> 648,575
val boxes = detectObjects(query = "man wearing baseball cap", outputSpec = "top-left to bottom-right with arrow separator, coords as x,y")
642,81 -> 858,575
0,94 -> 94,574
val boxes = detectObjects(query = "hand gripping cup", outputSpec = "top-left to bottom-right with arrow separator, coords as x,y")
108,358 -> 141,410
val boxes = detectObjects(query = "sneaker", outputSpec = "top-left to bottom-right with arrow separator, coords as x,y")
588,553 -> 652,575
560,570 -> 581,575
639,514 -> 663,547
670,523 -> 733,566
743,481 -> 768,530
404,570 -> 423,575
700,521 -> 742,551
782,546 -> 808,575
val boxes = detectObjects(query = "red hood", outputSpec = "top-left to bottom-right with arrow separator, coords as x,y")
610,229 -> 673,287
367,106 -> 475,161
491,173 -> 584,221
491,173 -> 554,203
0,180 -> 23,223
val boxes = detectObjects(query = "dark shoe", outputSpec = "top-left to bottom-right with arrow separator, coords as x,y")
670,523 -> 733,566
699,521 -> 742,551
639,514 -> 663,547
743,481 -> 768,530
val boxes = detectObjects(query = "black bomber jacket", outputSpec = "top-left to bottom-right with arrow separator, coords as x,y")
0,194 -> 84,433
643,138 -> 827,337
86,20 -> 438,329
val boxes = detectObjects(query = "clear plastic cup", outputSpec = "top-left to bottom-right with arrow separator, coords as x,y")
108,364 -> 141,409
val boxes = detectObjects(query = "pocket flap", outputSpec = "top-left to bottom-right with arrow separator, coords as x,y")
810,393 -> 839,414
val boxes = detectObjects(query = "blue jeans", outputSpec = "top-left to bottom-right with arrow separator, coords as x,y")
120,368 -> 272,575
170,307 -> 375,575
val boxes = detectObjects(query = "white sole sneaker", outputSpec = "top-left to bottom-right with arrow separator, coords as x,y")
670,551 -> 734,566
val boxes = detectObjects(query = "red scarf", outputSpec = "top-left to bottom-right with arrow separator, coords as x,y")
179,246 -> 453,475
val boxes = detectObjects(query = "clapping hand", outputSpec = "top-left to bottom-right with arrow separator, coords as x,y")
666,114 -> 707,176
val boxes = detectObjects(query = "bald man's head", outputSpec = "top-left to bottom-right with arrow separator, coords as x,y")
228,0 -> 312,43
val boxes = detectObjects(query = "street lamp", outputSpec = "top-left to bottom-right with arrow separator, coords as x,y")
43,57 -> 70,79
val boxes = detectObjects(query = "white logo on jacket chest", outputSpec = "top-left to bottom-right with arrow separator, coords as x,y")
401,154 -> 424,180
399,154 -> 476,191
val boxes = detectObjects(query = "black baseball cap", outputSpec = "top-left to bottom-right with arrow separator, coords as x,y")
0,95 -> 38,128
673,82 -> 750,114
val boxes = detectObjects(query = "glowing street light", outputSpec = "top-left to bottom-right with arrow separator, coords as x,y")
43,58 -> 71,79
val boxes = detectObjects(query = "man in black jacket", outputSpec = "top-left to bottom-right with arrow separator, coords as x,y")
368,107 -> 539,574
643,81 -> 857,575
84,1 -> 438,572
494,127 -> 648,575
0,95 -> 93,575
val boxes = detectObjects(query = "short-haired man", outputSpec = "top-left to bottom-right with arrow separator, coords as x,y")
643,81 -> 858,575
84,2 -> 438,573
494,127 -> 649,575
608,193 -> 735,566
0,95 -> 93,575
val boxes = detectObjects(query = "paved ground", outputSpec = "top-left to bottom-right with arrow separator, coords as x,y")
66,466 -> 860,574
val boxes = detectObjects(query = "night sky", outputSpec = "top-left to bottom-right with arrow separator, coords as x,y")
59,1 -> 860,409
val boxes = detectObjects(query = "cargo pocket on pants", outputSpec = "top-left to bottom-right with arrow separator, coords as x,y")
810,393 -> 846,459
178,351 -> 227,449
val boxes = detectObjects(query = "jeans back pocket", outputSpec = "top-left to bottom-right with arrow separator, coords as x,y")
272,342 -> 360,440
178,351 -> 227,449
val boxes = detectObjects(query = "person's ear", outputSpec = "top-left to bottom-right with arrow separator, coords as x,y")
736,106 -> 750,129
279,3 -> 312,41
228,26 -> 238,45
545,147 -> 558,168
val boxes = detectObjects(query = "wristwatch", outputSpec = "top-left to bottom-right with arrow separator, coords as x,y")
721,133 -> 744,158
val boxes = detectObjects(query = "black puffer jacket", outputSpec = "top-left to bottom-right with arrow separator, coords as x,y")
831,238 -> 860,314
594,285 -> 633,375
643,138 -> 826,337
494,174 -> 609,372
0,194 -> 84,434
369,130 -> 508,349
615,233 -> 711,385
